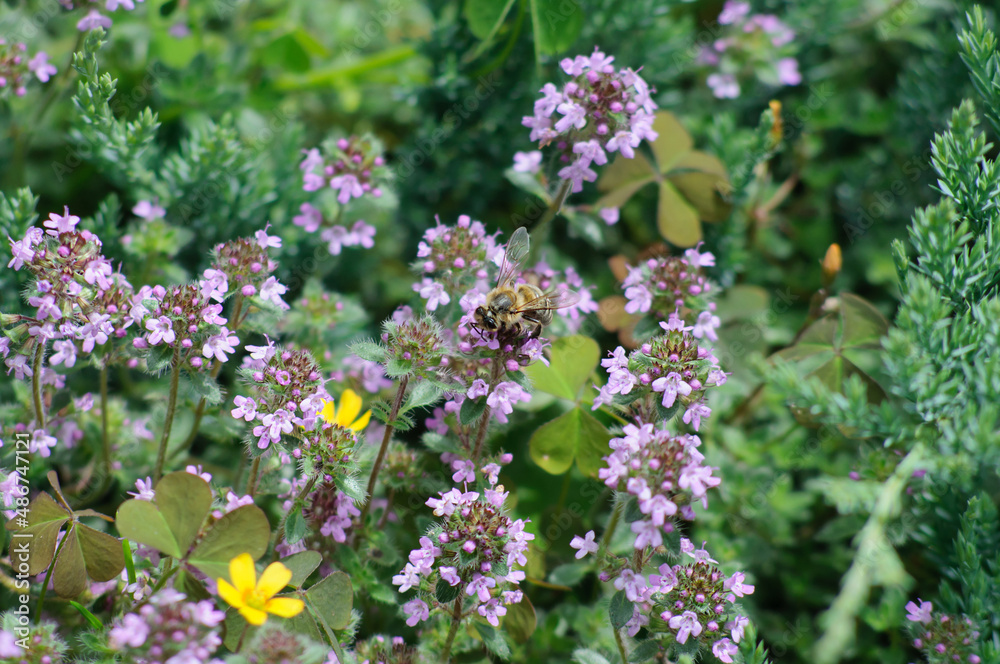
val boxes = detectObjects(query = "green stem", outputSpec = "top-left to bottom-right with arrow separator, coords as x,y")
613,625 -> 629,664
32,342 -> 46,428
357,376 -> 409,530
246,457 -> 262,497
472,357 -> 504,462
171,358 -> 225,461
100,363 -> 111,477
153,347 -> 182,483
529,178 -> 572,261
440,597 -> 464,663
272,474 -> 318,561
36,533 -> 70,623
597,498 -> 623,559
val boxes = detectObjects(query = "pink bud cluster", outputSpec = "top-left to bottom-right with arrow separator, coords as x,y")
414,214 -> 502,295
522,47 -> 658,193
392,465 -> 531,628
204,226 -> 289,310
611,539 -> 754,662
231,339 -> 329,449
0,40 -> 56,97
107,588 -> 224,664
699,1 -> 801,99
593,311 -> 727,429
904,599 -> 982,664
622,244 -> 717,324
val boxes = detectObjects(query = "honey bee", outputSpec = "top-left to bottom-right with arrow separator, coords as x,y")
474,227 -> 580,338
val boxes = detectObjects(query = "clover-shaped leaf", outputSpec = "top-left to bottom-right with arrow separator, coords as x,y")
115,471 -> 270,580
523,335 -> 600,402
5,472 -> 123,598
596,111 -> 732,247
773,293 -> 890,403
529,406 -> 612,476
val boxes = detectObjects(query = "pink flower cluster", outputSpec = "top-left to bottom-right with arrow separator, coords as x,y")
522,47 -> 658,193
392,466 -> 531,628
204,226 -> 289,310
622,244 -> 717,323
593,311 -> 727,426
699,1 -> 800,99
276,476 -> 360,557
414,214 -> 502,295
71,0 -> 147,31
904,599 -> 982,664
0,40 -> 56,97
108,588 -> 224,664
231,339 -> 329,449
611,539 -> 754,662
599,423 -> 721,548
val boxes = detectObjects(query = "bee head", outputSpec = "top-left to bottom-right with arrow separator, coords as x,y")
474,306 -> 498,330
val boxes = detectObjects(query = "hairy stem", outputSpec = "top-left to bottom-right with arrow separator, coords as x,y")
36,532 -> 70,623
529,178 -> 572,261
357,376 -> 409,529
32,342 -> 46,429
152,347 -> 182,483
441,597 -> 464,663
597,497 -> 624,559
614,625 -> 629,664
472,357 -> 504,462
272,474 -> 317,561
100,363 -> 111,477
246,457 -> 262,497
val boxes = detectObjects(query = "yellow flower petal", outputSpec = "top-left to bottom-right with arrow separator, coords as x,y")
350,409 -> 371,432
335,389 -> 363,427
265,596 -> 305,618
216,578 -> 245,609
256,561 -> 293,599
229,552 -> 257,594
239,605 -> 269,626
319,399 -> 338,424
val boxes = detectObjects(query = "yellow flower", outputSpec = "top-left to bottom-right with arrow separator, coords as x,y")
319,388 -> 371,431
216,553 -> 304,626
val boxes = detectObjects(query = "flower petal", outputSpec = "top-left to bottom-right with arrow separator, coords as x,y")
239,605 -> 269,626
350,409 -> 371,431
335,389 -> 362,427
229,552 -> 257,593
256,561 -> 293,599
319,399 -> 337,424
216,578 -> 244,609
265,596 -> 305,618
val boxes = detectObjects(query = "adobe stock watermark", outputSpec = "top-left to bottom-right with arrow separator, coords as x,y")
9,431 -> 34,649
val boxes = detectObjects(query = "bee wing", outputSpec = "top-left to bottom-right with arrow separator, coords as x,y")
513,286 -> 582,313
496,227 -> 530,288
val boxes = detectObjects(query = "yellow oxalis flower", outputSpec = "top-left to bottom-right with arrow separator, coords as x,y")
319,388 -> 371,431
216,553 -> 304,626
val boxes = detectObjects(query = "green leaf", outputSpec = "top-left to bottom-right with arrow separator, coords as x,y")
628,640 -> 661,662
460,397 -> 488,426
658,180 -> 701,247
529,407 -> 612,476
116,499 -> 182,559
401,380 -> 443,415
478,622 -> 512,659
52,525 -> 87,598
334,474 -> 367,504
76,523 -> 125,583
187,505 -> 271,580
306,571 -> 353,631
573,650 -> 613,664
504,595 -> 537,643
650,112 -> 694,172
259,32 -> 311,72
281,551 -> 323,589
5,492 -> 70,575
349,340 -> 386,364
123,539 -> 136,585
523,335 -> 600,401
465,0 -> 518,40
530,0 -> 584,55
609,590 -> 633,630
285,509 -> 309,545
155,472 -> 213,556
436,577 -> 461,603
69,601 -> 103,629
188,371 -> 223,405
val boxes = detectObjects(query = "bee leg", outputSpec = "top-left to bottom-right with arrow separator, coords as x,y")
528,322 -> 543,339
